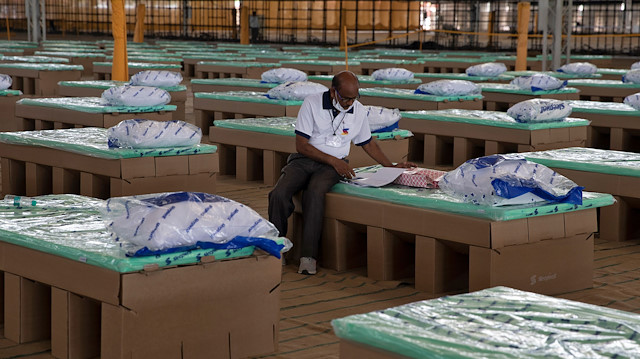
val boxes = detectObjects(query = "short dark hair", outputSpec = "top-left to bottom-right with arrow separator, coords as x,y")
331,70 -> 359,90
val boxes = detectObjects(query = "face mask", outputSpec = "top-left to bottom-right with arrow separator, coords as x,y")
333,97 -> 354,113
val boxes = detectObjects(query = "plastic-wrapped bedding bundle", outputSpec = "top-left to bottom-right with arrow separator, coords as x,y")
624,92 -> 640,111
415,80 -> 480,96
557,62 -> 598,75
102,192 -> 282,256
266,81 -> 328,100
364,105 -> 401,132
465,62 -> 507,77
107,119 -> 202,149
623,69 -> 640,84
101,85 -> 171,106
0,74 -> 11,90
632,61 -> 640,70
261,68 -> 307,83
370,68 -> 415,81
506,99 -> 572,123
438,154 -> 583,206
129,70 -> 183,87
510,73 -> 567,91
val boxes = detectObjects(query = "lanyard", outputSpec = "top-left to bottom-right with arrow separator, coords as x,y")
329,109 -> 347,136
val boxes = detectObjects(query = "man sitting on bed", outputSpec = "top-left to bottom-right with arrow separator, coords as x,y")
268,70 -> 414,275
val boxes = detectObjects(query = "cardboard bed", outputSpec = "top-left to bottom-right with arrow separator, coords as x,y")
0,55 -> 69,64
193,91 -> 302,137
289,168 -> 613,294
566,100 -> 640,152
400,109 -> 589,165
0,127 -> 218,198
415,56 -> 514,73
0,89 -> 23,132
191,78 -> 278,93
33,51 -> 107,76
522,147 -> 640,241
57,80 -> 187,122
194,61 -> 280,79
182,54 -> 253,77
333,286 -> 640,358
567,79 -> 640,102
357,59 -> 425,75
477,83 -> 580,111
92,62 -> 181,81
414,72 -> 514,84
0,194 -> 283,358
209,117 -> 412,185
15,97 -> 175,130
596,68 -> 627,81
504,70 -> 602,80
279,60 -> 362,75
0,63 -> 83,96
358,87 -> 483,111
308,75 -> 422,90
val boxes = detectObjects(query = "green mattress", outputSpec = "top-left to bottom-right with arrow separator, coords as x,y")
196,61 -> 280,68
0,63 -> 83,71
566,100 -> 640,116
0,55 -> 69,63
419,56 -> 513,63
0,127 -> 216,159
0,90 -> 22,96
332,165 -> 613,221
308,75 -> 422,86
358,58 -> 425,65
504,70 -> 602,79
521,147 -> 640,178
414,72 -> 514,82
478,83 -> 579,95
332,286 -> 640,359
0,194 -> 284,273
567,79 -> 640,88
183,54 -> 254,61
280,60 -> 360,66
58,80 -> 186,93
360,87 -> 483,102
213,117 -> 413,140
93,61 -> 181,69
106,56 -> 182,63
191,78 -> 278,89
194,91 -> 303,106
401,109 -> 589,130
34,51 -> 106,58
596,68 -> 627,77
16,97 -> 177,114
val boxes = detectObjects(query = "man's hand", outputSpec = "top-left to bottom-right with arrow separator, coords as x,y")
331,158 -> 356,179
392,161 -> 417,169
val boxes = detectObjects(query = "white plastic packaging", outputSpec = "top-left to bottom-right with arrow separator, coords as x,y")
510,74 -> 567,91
261,68 -> 307,83
557,62 -> 598,75
506,99 -> 572,123
622,69 -> 640,84
465,62 -> 507,77
0,74 -> 12,90
364,105 -> 401,132
107,119 -> 202,149
438,155 -> 583,206
370,68 -> 415,81
101,85 -> 171,107
129,70 -> 183,87
631,61 -> 640,70
103,192 -> 279,252
415,80 -> 480,96
266,81 -> 328,100
623,92 -> 640,111
3,194 -> 37,208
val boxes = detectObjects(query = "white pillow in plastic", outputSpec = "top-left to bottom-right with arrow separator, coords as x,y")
129,70 -> 183,87
364,106 -> 401,132
101,85 -> 171,107
632,62 -> 640,70
438,155 -> 583,206
0,74 -> 12,90
557,62 -> 598,75
623,92 -> 640,111
103,192 -> 279,252
371,68 -> 415,81
465,62 -> 507,77
622,69 -> 640,84
415,80 -> 480,96
506,99 -> 572,123
261,68 -> 307,83
107,119 -> 202,149
510,74 -> 567,91
266,81 -> 328,100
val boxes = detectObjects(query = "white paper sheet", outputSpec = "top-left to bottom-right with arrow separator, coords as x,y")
344,167 -> 406,187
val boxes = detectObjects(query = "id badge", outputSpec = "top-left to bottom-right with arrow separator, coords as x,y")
325,134 -> 342,148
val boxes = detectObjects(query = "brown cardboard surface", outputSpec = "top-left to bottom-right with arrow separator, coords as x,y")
154,155 -> 190,176
188,153 -> 219,174
109,172 -> 216,197
0,95 -> 21,132
527,213 -> 566,242
4,273 -> 51,343
51,288 -> 102,359
415,236 -> 468,293
469,233 -> 594,295
565,208 -> 598,237
340,339 -> 409,359
120,157 -> 156,179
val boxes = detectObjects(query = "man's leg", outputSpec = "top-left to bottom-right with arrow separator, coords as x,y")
268,156 -> 313,237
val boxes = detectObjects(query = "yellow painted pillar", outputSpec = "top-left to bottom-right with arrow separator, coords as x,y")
133,4 -> 146,43
515,2 -> 531,71
111,0 -> 128,81
240,6 -> 249,45
339,8 -> 346,50
487,11 -> 495,47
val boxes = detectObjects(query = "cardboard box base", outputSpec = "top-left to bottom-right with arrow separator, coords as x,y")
340,339 -> 409,359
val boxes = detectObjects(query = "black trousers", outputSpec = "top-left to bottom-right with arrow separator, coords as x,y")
268,154 -> 342,259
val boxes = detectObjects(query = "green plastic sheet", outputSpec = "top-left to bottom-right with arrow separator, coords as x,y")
565,100 -> 640,116
521,147 -> 640,178
0,90 -> 22,96
360,87 -> 483,102
308,75 -> 422,86
196,61 -> 280,68
358,58 -> 424,65
0,55 -> 69,63
0,63 -> 83,71
194,91 -> 303,106
106,56 -> 182,62
331,165 -> 613,221
401,109 -> 589,130
213,117 -> 413,140
332,286 -> 640,359
478,83 -> 579,95
17,97 -> 176,114
567,79 -> 640,88
0,127 -> 216,159
0,194 -> 285,273
280,60 -> 360,66
93,62 -> 180,69
504,70 -> 602,79
58,80 -> 186,92
191,78 -> 277,89
414,73 -> 514,82
34,51 -> 106,58
183,54 -> 254,61
596,68 -> 627,77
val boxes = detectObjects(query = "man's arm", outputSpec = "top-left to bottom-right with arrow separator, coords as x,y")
361,139 -> 415,168
296,135 -> 355,178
